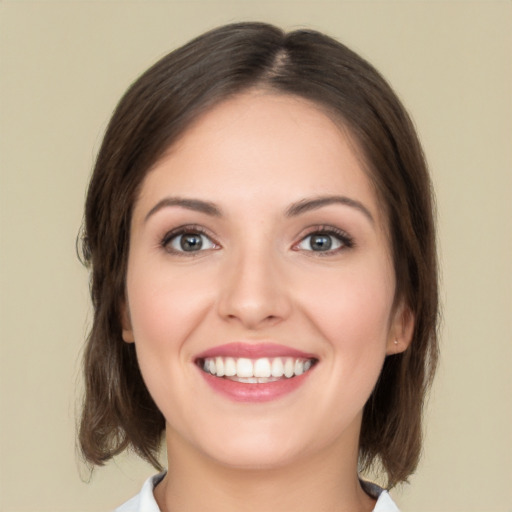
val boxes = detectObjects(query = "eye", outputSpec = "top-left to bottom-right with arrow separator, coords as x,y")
162,228 -> 217,254
295,228 -> 353,253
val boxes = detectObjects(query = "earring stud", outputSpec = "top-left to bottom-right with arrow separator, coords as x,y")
394,339 -> 399,345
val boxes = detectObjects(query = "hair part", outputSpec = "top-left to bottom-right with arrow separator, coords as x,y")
79,22 -> 438,487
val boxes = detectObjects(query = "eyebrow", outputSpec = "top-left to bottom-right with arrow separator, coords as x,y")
144,197 -> 222,222
285,195 -> 374,224
144,194 -> 374,224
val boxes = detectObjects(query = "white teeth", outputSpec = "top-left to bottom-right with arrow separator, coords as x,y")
236,358 -> 254,378
224,357 -> 236,377
229,376 -> 281,384
215,357 -> 224,377
201,356 -> 315,380
284,358 -> 295,378
254,358 -> 271,378
271,358 -> 284,377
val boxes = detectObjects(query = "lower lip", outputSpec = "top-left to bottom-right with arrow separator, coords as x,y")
198,369 -> 314,403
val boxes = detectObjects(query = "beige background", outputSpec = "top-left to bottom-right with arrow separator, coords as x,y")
1,1 -> 511,510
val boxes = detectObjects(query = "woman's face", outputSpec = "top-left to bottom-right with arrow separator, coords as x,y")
122,91 -> 412,469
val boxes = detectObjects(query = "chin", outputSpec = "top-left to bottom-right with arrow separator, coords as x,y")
207,442 -> 303,471
188,419 -> 325,471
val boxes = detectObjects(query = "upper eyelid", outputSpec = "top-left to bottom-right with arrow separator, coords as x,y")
296,225 -> 353,240
160,225 -> 220,251
161,224 -> 215,240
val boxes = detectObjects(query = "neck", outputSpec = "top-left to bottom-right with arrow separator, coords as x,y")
154,427 -> 376,512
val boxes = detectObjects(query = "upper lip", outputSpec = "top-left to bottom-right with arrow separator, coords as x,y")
195,342 -> 317,360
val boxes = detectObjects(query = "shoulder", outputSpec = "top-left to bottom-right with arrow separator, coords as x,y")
114,473 -> 166,512
361,480 -> 401,512
373,491 -> 400,512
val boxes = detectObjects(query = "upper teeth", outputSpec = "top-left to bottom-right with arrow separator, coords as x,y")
201,357 -> 314,379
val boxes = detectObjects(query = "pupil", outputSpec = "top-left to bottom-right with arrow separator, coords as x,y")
311,234 -> 331,251
180,234 -> 202,251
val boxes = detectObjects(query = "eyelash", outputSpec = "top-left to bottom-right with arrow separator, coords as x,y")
160,225 -> 218,256
159,224 -> 354,256
293,225 -> 354,255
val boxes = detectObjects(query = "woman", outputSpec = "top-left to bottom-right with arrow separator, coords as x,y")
79,22 -> 438,512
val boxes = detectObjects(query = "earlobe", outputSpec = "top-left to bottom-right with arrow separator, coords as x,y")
121,301 -> 135,343
387,303 -> 415,355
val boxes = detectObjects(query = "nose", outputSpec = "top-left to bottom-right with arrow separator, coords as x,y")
217,246 -> 292,330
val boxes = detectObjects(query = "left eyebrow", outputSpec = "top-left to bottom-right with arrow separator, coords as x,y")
285,195 -> 375,224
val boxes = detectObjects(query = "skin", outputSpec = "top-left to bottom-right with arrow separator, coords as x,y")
122,91 -> 414,512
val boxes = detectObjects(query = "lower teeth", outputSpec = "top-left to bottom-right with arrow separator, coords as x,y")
225,376 -> 283,384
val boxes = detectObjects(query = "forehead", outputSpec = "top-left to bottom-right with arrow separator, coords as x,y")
135,91 -> 381,223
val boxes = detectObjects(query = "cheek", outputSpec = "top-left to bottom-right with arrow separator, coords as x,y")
127,260 -> 212,342
124,260 -> 216,398
296,258 -> 395,374
124,261 -> 217,422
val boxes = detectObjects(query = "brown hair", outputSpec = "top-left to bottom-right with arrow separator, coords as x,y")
79,22 -> 438,487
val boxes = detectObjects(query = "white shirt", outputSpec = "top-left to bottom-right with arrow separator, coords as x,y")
115,473 -> 400,511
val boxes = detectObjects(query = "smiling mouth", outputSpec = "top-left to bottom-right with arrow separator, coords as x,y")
196,356 -> 318,383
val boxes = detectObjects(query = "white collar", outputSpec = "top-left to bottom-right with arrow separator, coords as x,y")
115,472 -> 400,511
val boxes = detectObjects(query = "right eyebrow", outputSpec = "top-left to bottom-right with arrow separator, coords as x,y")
144,197 -> 222,223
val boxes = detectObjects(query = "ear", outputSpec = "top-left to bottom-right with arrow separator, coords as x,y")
386,301 -> 415,355
120,301 -> 135,343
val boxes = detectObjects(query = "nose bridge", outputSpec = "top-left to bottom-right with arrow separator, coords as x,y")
218,236 -> 290,328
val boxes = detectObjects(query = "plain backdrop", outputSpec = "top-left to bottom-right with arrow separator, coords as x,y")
0,1 -> 511,511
